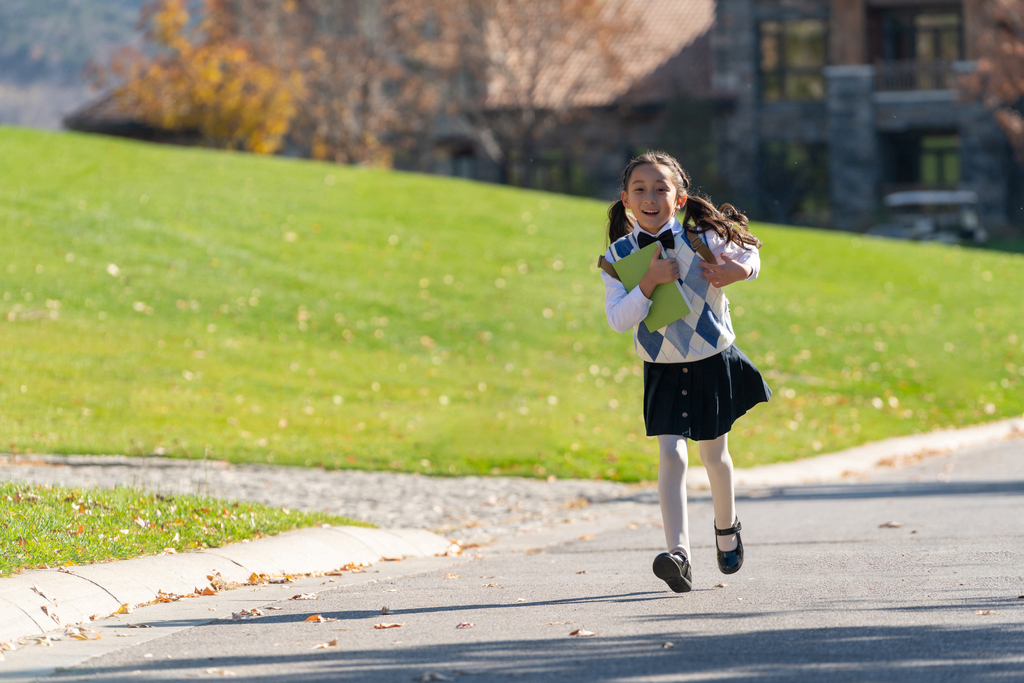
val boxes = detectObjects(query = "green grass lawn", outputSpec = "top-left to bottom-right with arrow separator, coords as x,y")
0,482 -> 362,576
1,127 -> 1022,481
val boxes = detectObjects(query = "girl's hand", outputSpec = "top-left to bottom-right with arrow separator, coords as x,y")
700,255 -> 751,288
640,245 -> 680,298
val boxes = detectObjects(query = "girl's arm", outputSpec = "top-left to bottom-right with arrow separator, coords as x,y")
603,267 -> 652,334
699,232 -> 761,287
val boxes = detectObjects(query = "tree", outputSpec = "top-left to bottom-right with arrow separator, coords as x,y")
104,0 -> 303,154
968,0 -> 1024,163
100,0 -> 627,172
447,0 -> 623,186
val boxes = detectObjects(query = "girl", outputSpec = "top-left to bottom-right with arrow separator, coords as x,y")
599,151 -> 771,593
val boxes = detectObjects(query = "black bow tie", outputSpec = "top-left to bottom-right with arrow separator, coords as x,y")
637,229 -> 675,253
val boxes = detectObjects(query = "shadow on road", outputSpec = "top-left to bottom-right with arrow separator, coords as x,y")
612,479 -> 1024,508
60,621 -> 1024,682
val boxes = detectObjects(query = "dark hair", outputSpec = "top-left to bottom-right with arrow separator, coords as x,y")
607,150 -> 761,251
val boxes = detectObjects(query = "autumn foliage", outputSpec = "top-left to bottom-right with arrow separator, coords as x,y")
106,0 -> 303,154
101,0 -> 621,170
968,0 -> 1024,162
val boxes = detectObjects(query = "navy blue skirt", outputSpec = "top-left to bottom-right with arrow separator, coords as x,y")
643,344 -> 771,440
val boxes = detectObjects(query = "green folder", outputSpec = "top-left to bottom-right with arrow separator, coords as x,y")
612,242 -> 690,331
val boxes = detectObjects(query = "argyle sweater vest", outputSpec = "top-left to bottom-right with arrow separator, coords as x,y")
605,228 -> 736,363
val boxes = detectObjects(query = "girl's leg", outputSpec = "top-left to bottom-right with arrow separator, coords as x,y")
698,434 -> 738,552
657,434 -> 690,560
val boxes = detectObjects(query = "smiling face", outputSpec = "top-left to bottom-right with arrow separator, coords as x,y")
621,163 -> 682,234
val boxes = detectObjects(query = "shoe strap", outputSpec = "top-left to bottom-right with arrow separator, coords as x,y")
715,520 -> 742,536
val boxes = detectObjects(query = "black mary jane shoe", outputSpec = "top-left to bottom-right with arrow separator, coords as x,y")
653,552 -> 693,593
715,519 -> 744,575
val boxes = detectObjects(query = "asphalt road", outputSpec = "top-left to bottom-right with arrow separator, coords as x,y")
7,438 -> 1024,682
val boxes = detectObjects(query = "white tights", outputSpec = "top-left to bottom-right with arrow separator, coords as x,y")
657,433 -> 737,560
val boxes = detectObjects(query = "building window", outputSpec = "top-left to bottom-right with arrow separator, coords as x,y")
869,6 -> 963,90
759,20 -> 827,102
879,132 -> 960,191
760,141 -> 830,226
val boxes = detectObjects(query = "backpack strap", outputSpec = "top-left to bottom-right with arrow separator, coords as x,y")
683,225 -> 718,264
597,255 -> 620,281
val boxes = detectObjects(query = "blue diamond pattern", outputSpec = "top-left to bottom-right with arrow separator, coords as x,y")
683,258 -> 710,300
695,302 -> 723,347
614,237 -> 635,259
636,321 -> 665,359
663,320 -> 695,355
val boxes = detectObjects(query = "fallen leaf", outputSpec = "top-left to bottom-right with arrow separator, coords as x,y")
575,570 -> 588,575
384,589 -> 398,592
290,593 -> 319,600
126,624 -> 153,629
569,628 -> 596,637
269,576 -> 295,584
40,605 -> 61,625
197,587 -> 217,596
31,585 -> 55,602
312,638 -> 338,649
416,674 -> 452,682
115,603 -> 133,615
663,642 -> 675,649
231,609 -> 265,620
304,614 -> 337,622
443,573 -> 461,580
713,583 -> 729,588
373,622 -> 404,629
878,521 -> 902,528
976,610 -> 999,615
264,606 -> 284,611
579,535 -> 594,540
516,598 -> 526,602
381,606 -> 391,615
455,622 -> 474,629
0,642 -> 18,651
205,669 -> 236,677
482,583 -> 502,588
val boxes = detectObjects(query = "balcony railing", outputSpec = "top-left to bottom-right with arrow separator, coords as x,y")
875,60 -> 958,92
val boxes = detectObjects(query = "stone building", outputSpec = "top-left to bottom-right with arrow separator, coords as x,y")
713,0 -> 1023,232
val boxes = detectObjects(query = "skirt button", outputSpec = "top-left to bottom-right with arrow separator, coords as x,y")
682,368 -> 689,373
681,412 -> 688,418
681,389 -> 688,396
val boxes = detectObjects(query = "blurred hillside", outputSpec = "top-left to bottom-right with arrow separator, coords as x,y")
0,0 -> 142,129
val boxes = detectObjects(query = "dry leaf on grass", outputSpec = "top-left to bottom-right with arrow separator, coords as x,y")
878,521 -> 902,528
455,622 -> 474,629
373,622 -> 404,629
569,628 -> 596,637
290,593 -> 319,600
304,614 -> 337,622
312,638 -> 338,649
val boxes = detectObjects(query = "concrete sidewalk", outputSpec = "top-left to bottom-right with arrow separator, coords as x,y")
0,527 -> 452,644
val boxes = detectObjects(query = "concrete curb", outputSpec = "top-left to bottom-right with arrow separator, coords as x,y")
687,416 -> 1024,490
0,526 -> 451,644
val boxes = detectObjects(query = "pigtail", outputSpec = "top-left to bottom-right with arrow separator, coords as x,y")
607,199 -> 635,245
682,195 -> 761,250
